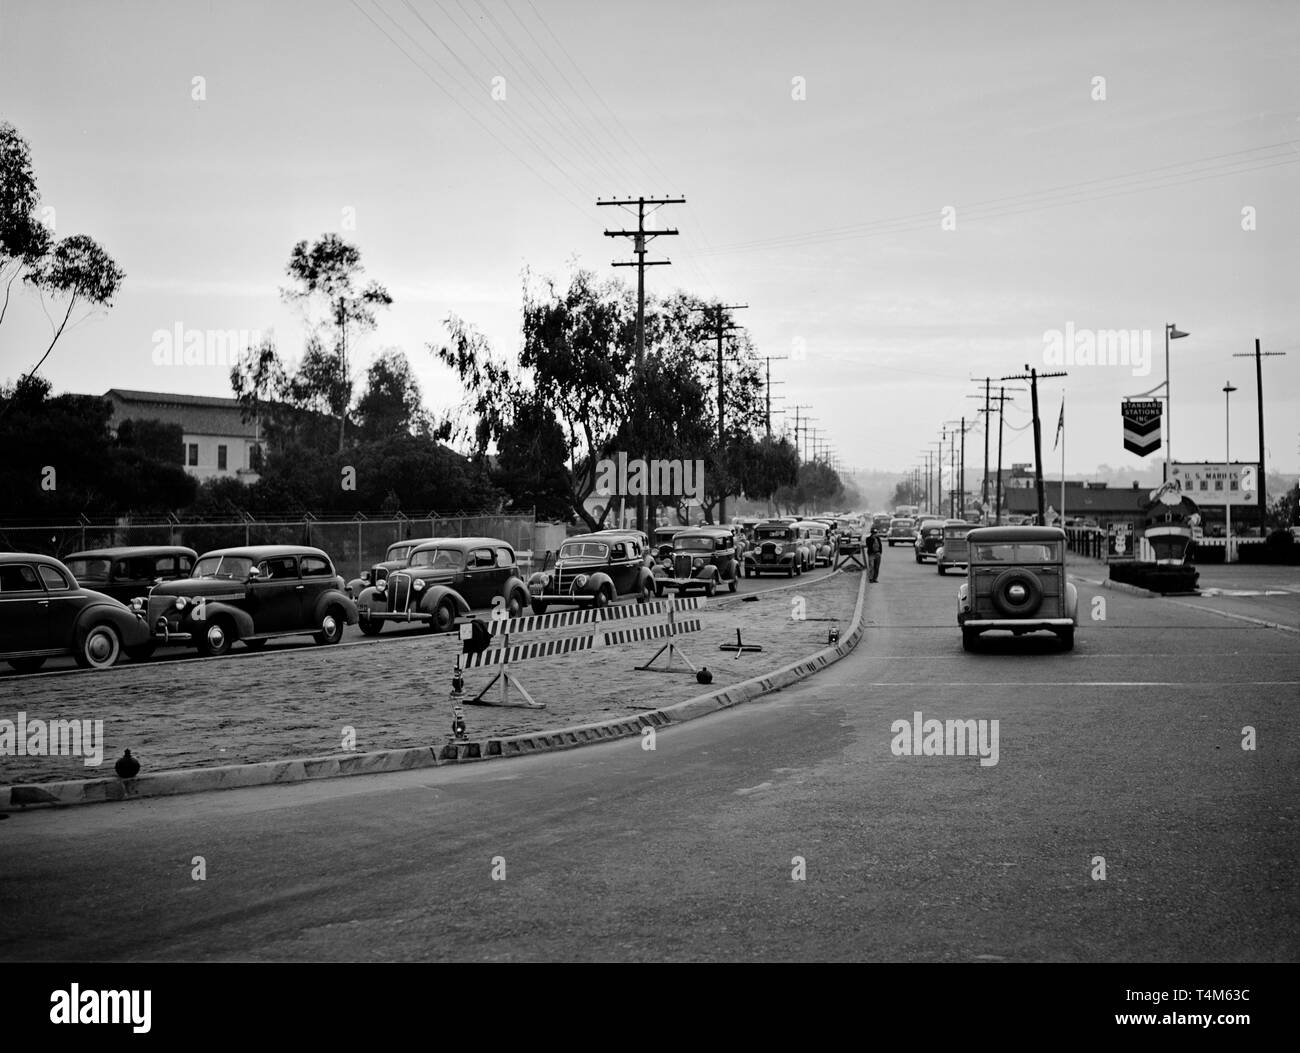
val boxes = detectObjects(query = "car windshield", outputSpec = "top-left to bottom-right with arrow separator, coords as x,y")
192,555 -> 253,579
66,558 -> 110,581
654,530 -> 679,543
676,536 -> 715,552
756,528 -> 790,540
408,548 -> 463,570
559,541 -> 609,561
972,542 -> 1062,562
387,544 -> 414,562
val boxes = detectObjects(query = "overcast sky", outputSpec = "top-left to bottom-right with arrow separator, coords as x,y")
2,0 -> 1297,483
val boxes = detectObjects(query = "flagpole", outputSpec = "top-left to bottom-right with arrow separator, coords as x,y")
1060,392 -> 1066,528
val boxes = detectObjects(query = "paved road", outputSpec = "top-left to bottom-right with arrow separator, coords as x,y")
2,552 -> 1296,962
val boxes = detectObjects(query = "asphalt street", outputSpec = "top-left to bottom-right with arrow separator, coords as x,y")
1,550 -> 1296,962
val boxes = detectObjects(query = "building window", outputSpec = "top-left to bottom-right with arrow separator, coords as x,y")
187,443 -> 199,466
217,445 -> 227,471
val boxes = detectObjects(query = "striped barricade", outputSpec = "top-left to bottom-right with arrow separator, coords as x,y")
454,597 -> 708,708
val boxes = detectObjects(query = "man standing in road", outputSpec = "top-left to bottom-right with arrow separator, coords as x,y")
865,529 -> 882,582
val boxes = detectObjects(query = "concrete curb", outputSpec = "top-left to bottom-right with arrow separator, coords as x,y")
1164,600 -> 1300,635
1099,578 -> 1157,598
1,572 -> 869,812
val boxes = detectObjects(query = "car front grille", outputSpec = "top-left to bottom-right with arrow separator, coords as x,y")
389,572 -> 411,611
673,554 -> 694,578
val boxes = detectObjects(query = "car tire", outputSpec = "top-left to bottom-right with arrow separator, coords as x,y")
593,586 -> 613,608
531,600 -> 548,616
7,656 -> 46,673
728,575 -> 737,593
704,579 -> 716,598
915,550 -> 922,563
990,569 -> 1045,618
244,638 -> 269,651
358,616 -> 383,637
654,583 -> 665,598
314,608 -> 346,645
962,628 -> 979,652
786,565 -> 794,578
637,579 -> 654,603
1058,626 -> 1075,651
197,618 -> 234,658
937,565 -> 945,576
75,623 -> 122,669
429,598 -> 458,633
506,590 -> 527,619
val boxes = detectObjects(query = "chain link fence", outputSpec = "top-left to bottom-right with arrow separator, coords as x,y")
0,514 -> 538,579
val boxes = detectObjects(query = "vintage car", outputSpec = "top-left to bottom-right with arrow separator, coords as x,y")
871,513 -> 893,536
63,546 -> 198,605
345,536 -> 438,598
913,517 -> 952,564
935,521 -> 976,575
652,526 -> 740,596
356,537 -> 530,634
796,521 -> 835,567
957,526 -> 1077,651
0,552 -> 154,671
887,517 -> 916,547
649,525 -> 684,561
527,532 -> 656,613
742,522 -> 803,577
136,545 -> 358,657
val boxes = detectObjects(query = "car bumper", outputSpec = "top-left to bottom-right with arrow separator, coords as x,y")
359,606 -> 430,623
960,617 -> 1074,630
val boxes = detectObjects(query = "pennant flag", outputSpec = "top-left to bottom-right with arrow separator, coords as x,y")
1053,400 -> 1065,451
1122,399 -> 1162,457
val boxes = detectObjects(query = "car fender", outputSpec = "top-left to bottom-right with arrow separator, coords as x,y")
186,601 -> 256,638
345,577 -> 367,598
581,571 -> 614,596
311,590 -> 359,625
418,585 -> 470,618
74,602 -> 152,649
358,584 -> 386,610
693,563 -> 719,581
528,571 -> 551,592
502,574 -> 530,603
1065,581 -> 1078,621
957,582 -> 971,620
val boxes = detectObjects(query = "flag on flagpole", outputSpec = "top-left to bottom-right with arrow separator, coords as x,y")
1053,398 -> 1065,451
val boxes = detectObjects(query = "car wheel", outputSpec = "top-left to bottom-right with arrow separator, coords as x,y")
990,569 -> 1045,618
7,656 -> 46,673
429,598 -> 458,633
315,608 -> 346,645
937,565 -> 945,576
1058,626 -> 1075,651
125,643 -> 156,662
593,586 -> 613,608
531,600 -> 548,616
637,579 -> 654,603
74,624 -> 122,670
358,616 -> 383,637
787,565 -> 794,578
728,575 -> 738,593
507,590 -> 526,619
704,579 -> 716,598
197,618 -> 234,658
654,583 -> 665,598
244,638 -> 269,651
915,551 -> 922,563
961,628 -> 979,652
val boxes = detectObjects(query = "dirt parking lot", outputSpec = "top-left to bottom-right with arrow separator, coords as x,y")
1,572 -> 860,783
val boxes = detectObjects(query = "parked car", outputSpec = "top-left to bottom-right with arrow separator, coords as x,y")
936,521 -> 976,575
887,517 -> 916,547
0,552 -> 154,671
357,537 -> 530,634
63,546 -> 197,605
652,526 -> 740,597
743,522 -> 803,577
957,527 -> 1077,651
650,525 -> 683,561
345,536 -> 438,598
136,545 -> 357,657
527,532 -> 655,613
914,517 -> 953,564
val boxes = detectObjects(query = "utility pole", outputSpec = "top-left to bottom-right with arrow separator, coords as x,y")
986,387 -> 1020,524
1002,367 -> 1067,525
1233,338 -> 1286,535
599,195 -> 684,531
696,303 -> 747,524
971,377 -> 994,510
790,405 -> 812,461
763,355 -> 788,437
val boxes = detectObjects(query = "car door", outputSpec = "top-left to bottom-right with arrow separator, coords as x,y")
248,555 -> 300,633
0,562 -> 50,655
460,548 -> 498,609
40,563 -> 86,649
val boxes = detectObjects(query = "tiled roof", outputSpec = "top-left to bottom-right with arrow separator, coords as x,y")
104,388 -> 259,439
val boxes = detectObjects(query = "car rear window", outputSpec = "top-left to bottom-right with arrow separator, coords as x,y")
972,542 -> 1062,562
66,558 -> 110,582
0,564 -> 42,592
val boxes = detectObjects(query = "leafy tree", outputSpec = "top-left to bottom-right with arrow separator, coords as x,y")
281,234 -> 391,450
355,348 -> 433,440
492,395 -> 573,521
892,478 -> 924,509
0,121 -> 52,328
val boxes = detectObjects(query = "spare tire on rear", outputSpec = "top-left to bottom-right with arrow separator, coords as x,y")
989,568 -> 1044,618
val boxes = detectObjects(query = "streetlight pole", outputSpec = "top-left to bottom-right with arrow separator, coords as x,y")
1224,381 -> 1237,563
1165,323 -> 1190,480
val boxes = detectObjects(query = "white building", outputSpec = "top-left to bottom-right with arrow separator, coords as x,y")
104,389 -> 262,483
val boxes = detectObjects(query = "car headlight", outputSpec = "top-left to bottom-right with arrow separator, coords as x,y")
693,558 -> 704,568
174,597 -> 188,610
130,597 -> 145,611
376,579 -> 386,591
412,578 -> 426,591
574,574 -> 589,589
